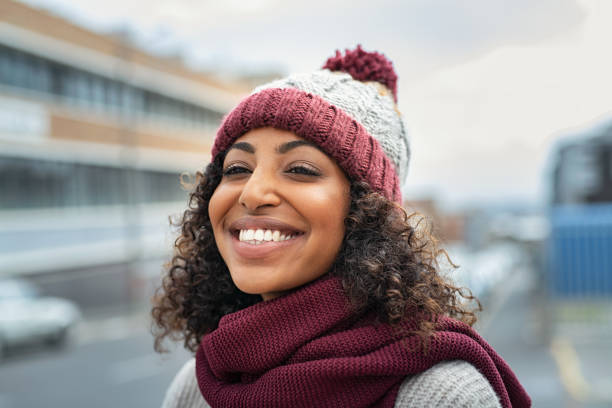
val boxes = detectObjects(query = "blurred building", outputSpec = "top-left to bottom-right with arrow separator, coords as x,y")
551,120 -> 612,205
0,0 -> 249,308
547,118 -> 612,297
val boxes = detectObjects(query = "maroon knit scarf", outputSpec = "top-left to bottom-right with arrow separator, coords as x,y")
195,275 -> 531,408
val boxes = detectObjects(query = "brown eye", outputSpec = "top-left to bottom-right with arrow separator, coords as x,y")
286,165 -> 321,177
223,165 -> 250,176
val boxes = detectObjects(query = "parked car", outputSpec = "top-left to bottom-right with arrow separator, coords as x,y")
0,278 -> 81,358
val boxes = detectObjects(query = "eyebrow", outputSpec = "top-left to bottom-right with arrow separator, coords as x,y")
276,140 -> 320,154
227,142 -> 255,154
227,140 -> 320,155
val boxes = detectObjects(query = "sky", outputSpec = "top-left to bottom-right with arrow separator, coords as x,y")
19,0 -> 612,209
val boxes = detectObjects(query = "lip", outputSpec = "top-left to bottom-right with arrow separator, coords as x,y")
231,233 -> 304,259
228,217 -> 305,236
227,217 -> 306,260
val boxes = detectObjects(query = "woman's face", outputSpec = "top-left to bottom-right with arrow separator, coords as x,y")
209,127 -> 350,300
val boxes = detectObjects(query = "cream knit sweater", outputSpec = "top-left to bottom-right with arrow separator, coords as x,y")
162,358 -> 502,408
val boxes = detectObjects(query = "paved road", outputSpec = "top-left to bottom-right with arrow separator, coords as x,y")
476,268 -> 569,407
0,310 -> 191,408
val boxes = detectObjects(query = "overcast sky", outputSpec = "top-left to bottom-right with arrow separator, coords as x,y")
20,0 -> 612,209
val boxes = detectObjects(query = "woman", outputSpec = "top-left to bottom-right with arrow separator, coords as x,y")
152,46 -> 531,408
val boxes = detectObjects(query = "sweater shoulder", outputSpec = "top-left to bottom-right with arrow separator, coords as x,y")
394,360 -> 502,408
161,358 -> 210,408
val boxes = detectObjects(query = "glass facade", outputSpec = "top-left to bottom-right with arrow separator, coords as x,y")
0,43 -> 225,211
0,156 -> 189,209
552,135 -> 612,205
0,44 -> 224,129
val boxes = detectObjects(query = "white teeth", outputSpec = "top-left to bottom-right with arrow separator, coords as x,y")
238,229 -> 298,243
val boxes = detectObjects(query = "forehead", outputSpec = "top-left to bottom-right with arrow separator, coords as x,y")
234,127 -> 304,146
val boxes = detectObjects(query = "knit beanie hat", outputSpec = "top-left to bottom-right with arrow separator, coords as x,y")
211,45 -> 410,203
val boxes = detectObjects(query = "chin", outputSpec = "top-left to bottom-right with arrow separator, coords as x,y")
229,267 -> 284,296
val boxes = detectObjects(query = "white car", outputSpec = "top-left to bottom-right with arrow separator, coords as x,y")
0,278 -> 81,358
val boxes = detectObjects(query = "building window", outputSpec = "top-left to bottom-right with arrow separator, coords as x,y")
0,157 -> 188,210
0,45 -> 225,129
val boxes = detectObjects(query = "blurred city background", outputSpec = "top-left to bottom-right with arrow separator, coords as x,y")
0,0 -> 610,407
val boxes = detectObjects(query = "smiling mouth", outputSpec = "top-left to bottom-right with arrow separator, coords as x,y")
232,228 -> 304,245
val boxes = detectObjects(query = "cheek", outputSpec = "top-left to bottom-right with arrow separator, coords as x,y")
208,183 -> 235,235
208,191 -> 221,229
325,180 -> 351,228
302,184 -> 350,246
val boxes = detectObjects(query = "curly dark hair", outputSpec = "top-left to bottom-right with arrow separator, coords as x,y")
151,153 -> 481,353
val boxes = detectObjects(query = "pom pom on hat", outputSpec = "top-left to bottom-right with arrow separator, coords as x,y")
322,45 -> 398,102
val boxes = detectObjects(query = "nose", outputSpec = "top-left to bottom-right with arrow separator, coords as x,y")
238,166 -> 281,211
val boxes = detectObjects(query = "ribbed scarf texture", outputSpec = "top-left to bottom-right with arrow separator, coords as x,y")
195,274 -> 531,408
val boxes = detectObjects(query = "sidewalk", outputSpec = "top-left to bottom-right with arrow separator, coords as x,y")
477,267 -> 612,408
549,301 -> 612,407
476,267 -> 567,407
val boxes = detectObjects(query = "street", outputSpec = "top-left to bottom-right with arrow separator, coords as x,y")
0,309 -> 191,408
476,267 -> 569,407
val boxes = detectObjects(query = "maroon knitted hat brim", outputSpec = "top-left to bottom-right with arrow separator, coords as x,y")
212,87 -> 401,202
